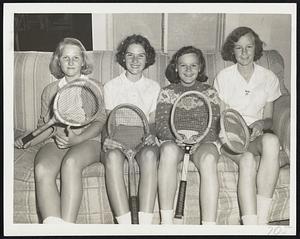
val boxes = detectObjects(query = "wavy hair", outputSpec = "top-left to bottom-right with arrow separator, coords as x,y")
221,26 -> 264,63
165,46 -> 208,84
49,38 -> 93,79
115,34 -> 156,70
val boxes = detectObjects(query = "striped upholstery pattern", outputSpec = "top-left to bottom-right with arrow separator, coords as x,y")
13,50 -> 290,224
14,51 -> 169,132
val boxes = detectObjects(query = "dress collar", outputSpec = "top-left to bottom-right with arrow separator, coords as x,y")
58,75 -> 87,88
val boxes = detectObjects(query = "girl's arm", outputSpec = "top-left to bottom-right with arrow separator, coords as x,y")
14,127 -> 56,149
249,102 -> 274,140
15,85 -> 55,149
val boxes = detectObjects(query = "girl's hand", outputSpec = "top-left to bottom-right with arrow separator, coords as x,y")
249,120 -> 264,141
14,137 -> 31,149
143,134 -> 157,146
175,138 -> 186,147
55,126 -> 82,149
103,138 -> 124,152
190,143 -> 200,154
218,130 -> 226,145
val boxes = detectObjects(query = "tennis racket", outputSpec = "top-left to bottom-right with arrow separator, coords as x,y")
220,108 -> 250,154
107,104 -> 150,224
21,78 -> 103,146
170,90 -> 213,220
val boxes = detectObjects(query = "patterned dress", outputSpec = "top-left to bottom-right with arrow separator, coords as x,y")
155,81 -> 220,143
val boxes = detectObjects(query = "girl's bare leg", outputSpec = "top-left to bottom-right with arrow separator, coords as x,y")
136,145 -> 159,212
252,133 -> 280,197
222,149 -> 258,223
34,142 -> 66,220
192,143 -> 219,223
249,133 -> 280,224
158,141 -> 183,210
103,149 -> 129,217
60,140 -> 101,222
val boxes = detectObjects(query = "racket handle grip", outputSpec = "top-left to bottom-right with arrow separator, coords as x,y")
129,196 -> 139,224
174,180 -> 187,219
21,133 -> 35,146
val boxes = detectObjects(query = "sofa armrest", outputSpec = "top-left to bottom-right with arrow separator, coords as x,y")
272,95 -> 290,157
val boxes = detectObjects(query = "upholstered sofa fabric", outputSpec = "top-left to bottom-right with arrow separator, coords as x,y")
13,50 -> 290,224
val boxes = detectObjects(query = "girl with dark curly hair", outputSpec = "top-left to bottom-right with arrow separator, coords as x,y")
156,46 -> 221,225
214,27 -> 281,225
103,34 -> 160,224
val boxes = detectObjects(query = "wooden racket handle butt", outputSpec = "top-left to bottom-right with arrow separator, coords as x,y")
174,180 -> 187,219
129,196 -> 139,224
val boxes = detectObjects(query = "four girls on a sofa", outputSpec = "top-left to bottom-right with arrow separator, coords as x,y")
15,26 -> 282,225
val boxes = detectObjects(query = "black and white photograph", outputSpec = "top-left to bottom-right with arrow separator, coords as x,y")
3,2 -> 297,236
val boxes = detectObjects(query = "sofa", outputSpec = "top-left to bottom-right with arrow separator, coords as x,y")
13,49 -> 290,224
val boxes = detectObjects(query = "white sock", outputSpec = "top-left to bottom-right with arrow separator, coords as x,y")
241,215 -> 258,225
257,194 -> 272,225
202,221 -> 216,225
160,209 -> 173,224
116,211 -> 132,224
138,211 -> 154,224
43,216 -> 66,224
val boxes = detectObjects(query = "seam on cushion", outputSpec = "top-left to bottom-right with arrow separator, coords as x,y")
265,51 -> 271,70
217,190 -> 233,225
96,174 -> 104,223
82,177 -> 90,224
33,54 -> 38,128
99,51 -> 105,84
21,54 -> 28,130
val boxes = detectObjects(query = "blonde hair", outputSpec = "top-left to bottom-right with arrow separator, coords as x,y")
49,38 -> 93,79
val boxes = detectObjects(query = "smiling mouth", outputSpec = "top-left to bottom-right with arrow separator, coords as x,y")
184,74 -> 195,78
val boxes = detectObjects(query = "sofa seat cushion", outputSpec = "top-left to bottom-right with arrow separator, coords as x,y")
14,140 -> 290,224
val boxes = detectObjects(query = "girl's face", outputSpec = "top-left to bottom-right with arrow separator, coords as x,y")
125,43 -> 147,79
233,33 -> 255,67
59,44 -> 83,79
177,53 -> 200,87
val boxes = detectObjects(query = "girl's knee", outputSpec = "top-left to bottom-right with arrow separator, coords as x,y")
61,155 -> 81,172
139,147 -> 158,167
160,141 -> 181,164
262,133 -> 280,149
196,153 -> 218,172
194,144 -> 219,168
34,162 -> 56,181
239,152 -> 257,171
104,149 -> 124,171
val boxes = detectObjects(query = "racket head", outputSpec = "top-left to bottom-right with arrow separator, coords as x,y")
170,90 -> 213,145
220,108 -> 250,154
107,104 -> 150,151
53,78 -> 103,127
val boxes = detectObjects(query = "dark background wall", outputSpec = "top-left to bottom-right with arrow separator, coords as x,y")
14,14 -> 93,51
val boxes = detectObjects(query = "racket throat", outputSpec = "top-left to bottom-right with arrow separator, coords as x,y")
184,144 -> 192,154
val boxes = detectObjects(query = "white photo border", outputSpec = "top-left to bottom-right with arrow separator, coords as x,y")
4,2 -> 297,236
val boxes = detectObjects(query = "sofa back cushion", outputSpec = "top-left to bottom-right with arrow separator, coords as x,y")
14,50 -> 288,131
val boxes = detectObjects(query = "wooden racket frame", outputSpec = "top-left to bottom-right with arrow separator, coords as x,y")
170,90 -> 213,220
220,108 -> 250,154
21,78 -> 102,145
107,103 -> 150,224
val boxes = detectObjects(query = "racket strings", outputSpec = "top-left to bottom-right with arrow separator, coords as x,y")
224,113 -> 247,150
109,108 -> 147,149
56,83 -> 101,125
173,94 -> 210,140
